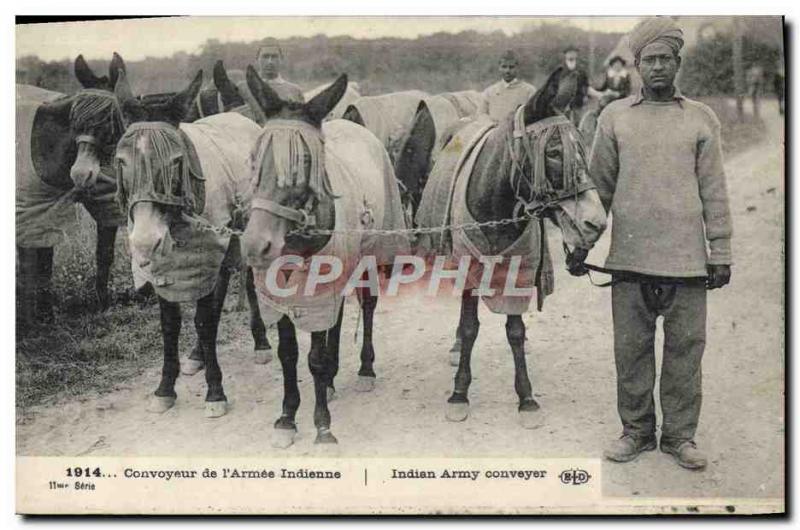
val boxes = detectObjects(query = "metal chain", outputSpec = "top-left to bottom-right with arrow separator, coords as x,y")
180,204 -> 552,240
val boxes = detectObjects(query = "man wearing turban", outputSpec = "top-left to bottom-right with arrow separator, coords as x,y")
578,17 -> 733,471
479,49 -> 536,122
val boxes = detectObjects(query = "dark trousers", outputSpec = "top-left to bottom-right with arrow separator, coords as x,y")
611,280 -> 707,444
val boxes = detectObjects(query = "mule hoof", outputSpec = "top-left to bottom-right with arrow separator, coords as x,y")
254,347 -> 273,365
354,375 -> 376,392
445,402 -> 469,422
327,386 -> 337,402
271,427 -> 296,449
147,395 -> 176,413
181,359 -> 205,376
315,430 -> 338,444
204,400 -> 227,418
449,350 -> 461,367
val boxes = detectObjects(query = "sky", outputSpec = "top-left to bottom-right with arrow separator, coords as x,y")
16,16 -> 641,62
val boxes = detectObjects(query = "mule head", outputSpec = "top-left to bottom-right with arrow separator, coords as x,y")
515,68 -> 606,250
69,52 -> 128,189
242,68 -> 347,267
113,69 -> 203,267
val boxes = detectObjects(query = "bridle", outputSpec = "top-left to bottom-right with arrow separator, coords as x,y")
115,121 -> 205,220
506,106 -> 595,222
71,89 -> 127,155
249,120 -> 330,232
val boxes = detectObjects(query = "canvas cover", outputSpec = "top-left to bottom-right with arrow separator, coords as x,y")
130,112 -> 261,302
16,85 -> 78,248
345,90 -> 429,161
254,119 -> 410,332
416,116 -> 554,314
420,90 -> 487,156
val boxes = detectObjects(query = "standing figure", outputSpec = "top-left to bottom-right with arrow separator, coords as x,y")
557,46 -> 602,127
597,55 -> 632,103
255,38 -> 304,103
578,17 -> 733,471
479,49 -> 536,123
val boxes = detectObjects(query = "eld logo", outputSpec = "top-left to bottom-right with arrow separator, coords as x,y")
559,469 -> 592,486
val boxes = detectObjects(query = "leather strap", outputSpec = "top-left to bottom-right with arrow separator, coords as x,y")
250,197 -> 316,227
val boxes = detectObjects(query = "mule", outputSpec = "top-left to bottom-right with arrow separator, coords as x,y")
113,68 -> 267,417
242,67 -> 409,447
415,67 -> 608,427
341,90 -> 429,165
17,53 -> 130,328
136,61 -> 273,369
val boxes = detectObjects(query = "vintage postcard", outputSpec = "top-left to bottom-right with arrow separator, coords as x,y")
14,15 -> 785,515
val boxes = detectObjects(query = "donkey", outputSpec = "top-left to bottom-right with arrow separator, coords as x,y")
113,68 -> 266,417
17,54 -> 136,330
415,67 -> 608,427
242,68 -> 409,447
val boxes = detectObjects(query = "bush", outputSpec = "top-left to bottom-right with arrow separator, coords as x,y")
681,34 -> 781,97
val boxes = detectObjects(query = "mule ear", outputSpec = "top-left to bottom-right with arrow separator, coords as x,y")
246,64 -> 284,118
114,68 -> 146,123
109,52 -> 127,89
172,70 -> 203,120
114,67 -> 135,103
523,67 -> 563,124
213,60 -> 244,110
305,74 -> 348,125
75,54 -> 102,88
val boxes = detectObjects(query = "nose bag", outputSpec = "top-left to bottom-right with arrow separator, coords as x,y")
131,113 -> 261,302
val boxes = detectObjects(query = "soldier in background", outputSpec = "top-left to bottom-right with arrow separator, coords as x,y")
256,38 -> 305,103
479,49 -> 536,122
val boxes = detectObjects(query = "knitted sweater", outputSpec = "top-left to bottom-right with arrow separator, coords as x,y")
480,78 -> 536,122
588,89 -> 733,277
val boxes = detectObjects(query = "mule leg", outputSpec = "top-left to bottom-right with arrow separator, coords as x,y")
325,304 -> 344,400
149,295 -> 181,413
95,225 -> 117,311
447,289 -> 479,422
273,315 -> 300,449
246,267 -> 272,364
35,247 -> 55,323
196,280 -> 228,418
185,265 -> 232,376
356,289 -> 378,392
507,315 -> 540,428
309,330 -> 337,444
17,247 -> 38,332
449,322 -> 463,366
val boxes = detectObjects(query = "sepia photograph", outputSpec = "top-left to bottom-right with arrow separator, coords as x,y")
13,13 -> 785,515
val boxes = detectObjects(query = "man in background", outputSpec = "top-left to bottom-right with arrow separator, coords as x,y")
559,46 -> 602,126
480,50 -> 536,122
256,39 -> 304,103
579,17 -> 733,471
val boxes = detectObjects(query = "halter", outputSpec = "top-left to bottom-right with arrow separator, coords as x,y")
506,106 -> 595,220
70,89 -> 127,153
115,121 -> 205,218
249,120 -> 334,230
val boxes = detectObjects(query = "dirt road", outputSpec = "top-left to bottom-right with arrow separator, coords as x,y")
17,102 -> 784,501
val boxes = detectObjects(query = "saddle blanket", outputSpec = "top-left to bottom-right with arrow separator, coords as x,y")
415,116 -> 554,314
16,85 -> 78,248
